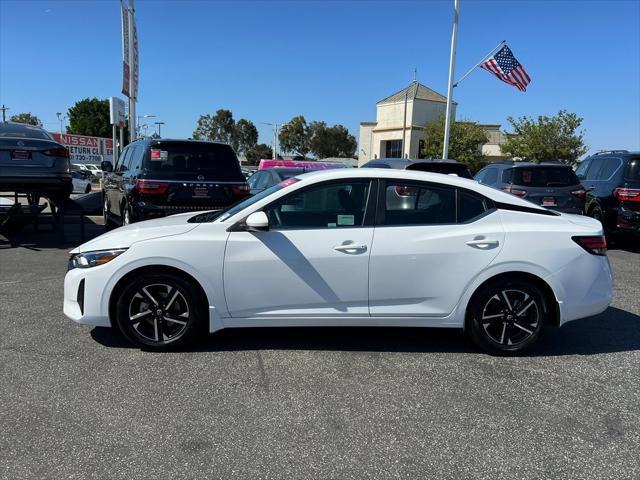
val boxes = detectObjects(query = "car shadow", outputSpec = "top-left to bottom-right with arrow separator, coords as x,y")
90,306 -> 640,357
608,235 -> 640,254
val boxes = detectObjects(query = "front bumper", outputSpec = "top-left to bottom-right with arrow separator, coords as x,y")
63,266 -> 111,327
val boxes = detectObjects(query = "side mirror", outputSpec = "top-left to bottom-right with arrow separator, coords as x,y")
101,160 -> 113,172
245,211 -> 269,231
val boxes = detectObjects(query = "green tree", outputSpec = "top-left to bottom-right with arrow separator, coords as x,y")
305,121 -> 357,159
500,110 -> 587,165
193,109 -> 236,144
67,98 -> 111,137
9,112 -> 42,126
278,115 -> 310,157
246,143 -> 273,165
234,119 -> 258,155
420,115 -> 489,172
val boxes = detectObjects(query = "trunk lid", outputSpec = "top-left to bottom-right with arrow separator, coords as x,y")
0,138 -> 66,168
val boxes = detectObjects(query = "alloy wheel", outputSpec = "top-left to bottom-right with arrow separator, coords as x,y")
480,289 -> 540,347
127,283 -> 190,344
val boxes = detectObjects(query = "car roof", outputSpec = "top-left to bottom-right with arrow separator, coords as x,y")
131,138 -> 231,147
293,168 -> 547,211
365,158 -> 462,168
488,162 -> 573,169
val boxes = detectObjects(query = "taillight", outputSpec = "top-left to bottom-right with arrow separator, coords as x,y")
571,189 -> 586,201
136,180 -> 169,195
502,186 -> 527,198
614,188 -> 640,202
572,235 -> 607,256
42,147 -> 69,158
231,184 -> 250,196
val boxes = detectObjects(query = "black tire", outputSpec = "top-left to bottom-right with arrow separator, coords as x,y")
85,183 -> 92,194
589,205 -> 609,236
115,273 -> 206,350
121,203 -> 133,226
103,194 -> 116,231
467,278 -> 549,355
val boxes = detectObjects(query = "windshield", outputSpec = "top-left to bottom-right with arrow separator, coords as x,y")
0,123 -> 52,140
504,166 -> 580,187
189,182 -> 288,223
144,141 -> 244,180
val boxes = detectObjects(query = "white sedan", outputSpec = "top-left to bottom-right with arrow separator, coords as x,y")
63,169 -> 613,354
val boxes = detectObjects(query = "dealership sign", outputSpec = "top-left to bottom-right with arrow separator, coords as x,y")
49,133 -> 114,163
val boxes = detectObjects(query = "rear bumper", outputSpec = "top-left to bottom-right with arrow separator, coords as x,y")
616,206 -> 640,234
545,255 -> 613,326
0,175 -> 72,195
549,205 -> 584,215
134,202 -> 224,220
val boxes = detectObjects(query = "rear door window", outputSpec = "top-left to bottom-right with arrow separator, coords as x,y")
383,182 -> 456,225
144,141 -> 243,180
598,157 -> 622,180
508,167 -> 580,187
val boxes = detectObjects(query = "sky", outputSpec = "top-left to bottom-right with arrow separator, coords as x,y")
1,0 -> 639,156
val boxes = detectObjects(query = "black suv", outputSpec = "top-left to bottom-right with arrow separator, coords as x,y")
360,158 -> 473,179
102,139 -> 249,227
576,150 -> 640,236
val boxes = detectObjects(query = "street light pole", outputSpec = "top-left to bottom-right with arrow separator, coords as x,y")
154,121 -> 164,137
56,112 -> 67,143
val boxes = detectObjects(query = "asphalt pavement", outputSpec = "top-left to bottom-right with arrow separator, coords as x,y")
1,226 -> 639,479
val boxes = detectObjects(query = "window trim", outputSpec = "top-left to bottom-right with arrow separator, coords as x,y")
374,179 -> 496,227
238,178 -> 378,231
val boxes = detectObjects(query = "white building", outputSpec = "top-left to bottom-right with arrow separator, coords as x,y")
358,81 -> 506,166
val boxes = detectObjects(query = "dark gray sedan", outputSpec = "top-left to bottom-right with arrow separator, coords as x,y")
0,122 -> 72,204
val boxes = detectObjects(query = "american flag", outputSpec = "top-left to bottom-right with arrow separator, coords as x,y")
480,44 -> 531,92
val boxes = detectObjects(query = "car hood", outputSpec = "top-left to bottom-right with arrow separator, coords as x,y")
70,212 -> 200,254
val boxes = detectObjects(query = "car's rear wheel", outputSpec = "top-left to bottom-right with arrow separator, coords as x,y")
85,183 -> 91,194
115,273 -> 205,349
122,204 -> 133,226
103,195 -> 115,231
467,278 -> 548,355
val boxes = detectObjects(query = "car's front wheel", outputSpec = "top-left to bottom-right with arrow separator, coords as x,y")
115,273 -> 206,349
467,278 -> 548,355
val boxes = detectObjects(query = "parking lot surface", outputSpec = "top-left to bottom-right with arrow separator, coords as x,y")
1,227 -> 639,479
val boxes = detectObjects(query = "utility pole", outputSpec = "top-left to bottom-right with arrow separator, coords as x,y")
155,121 -> 164,137
0,105 -> 9,122
442,0 -> 460,160
261,122 -> 280,159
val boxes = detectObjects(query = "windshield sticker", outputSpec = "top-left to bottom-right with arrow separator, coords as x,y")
150,149 -> 168,160
337,214 -> 354,226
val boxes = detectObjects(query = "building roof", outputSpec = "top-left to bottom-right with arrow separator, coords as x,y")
376,81 -> 457,105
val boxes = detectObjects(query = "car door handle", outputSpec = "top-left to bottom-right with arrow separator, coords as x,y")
334,243 -> 367,254
466,239 -> 499,249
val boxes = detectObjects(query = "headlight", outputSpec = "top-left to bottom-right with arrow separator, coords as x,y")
69,249 -> 127,269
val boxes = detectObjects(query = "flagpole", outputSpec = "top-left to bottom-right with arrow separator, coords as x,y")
442,0 -> 459,160
453,40 -> 506,88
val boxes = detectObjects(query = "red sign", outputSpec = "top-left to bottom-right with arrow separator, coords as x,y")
49,133 -> 113,162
